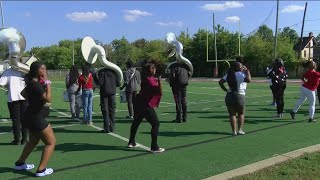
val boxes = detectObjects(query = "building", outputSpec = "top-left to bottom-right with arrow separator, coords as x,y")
293,32 -> 319,60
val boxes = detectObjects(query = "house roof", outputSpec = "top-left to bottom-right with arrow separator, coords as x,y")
293,36 -> 318,51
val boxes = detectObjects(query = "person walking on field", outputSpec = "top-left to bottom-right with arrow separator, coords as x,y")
65,65 -> 81,119
93,67 -> 121,133
128,59 -> 165,153
290,61 -> 320,122
14,61 -> 56,177
169,62 -> 190,123
120,60 -> 141,119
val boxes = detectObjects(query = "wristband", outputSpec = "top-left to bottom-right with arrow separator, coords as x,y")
44,80 -> 52,85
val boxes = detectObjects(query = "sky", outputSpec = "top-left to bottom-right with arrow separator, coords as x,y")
1,1 -> 320,51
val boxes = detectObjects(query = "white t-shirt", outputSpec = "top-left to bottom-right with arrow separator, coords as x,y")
223,71 -> 247,95
0,68 -> 26,102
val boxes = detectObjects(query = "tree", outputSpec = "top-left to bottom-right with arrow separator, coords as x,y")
316,33 -> 320,43
256,25 -> 274,41
280,27 -> 299,43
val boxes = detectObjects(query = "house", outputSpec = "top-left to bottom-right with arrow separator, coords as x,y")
293,32 -> 318,60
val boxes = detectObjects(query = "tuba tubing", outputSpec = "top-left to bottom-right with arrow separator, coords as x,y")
81,36 -> 123,83
0,27 -> 29,73
165,32 -> 193,77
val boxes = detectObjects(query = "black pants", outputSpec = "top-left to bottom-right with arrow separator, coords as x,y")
7,100 -> 28,141
172,86 -> 187,121
272,84 -> 286,114
100,95 -> 116,132
126,91 -> 137,117
129,106 -> 160,150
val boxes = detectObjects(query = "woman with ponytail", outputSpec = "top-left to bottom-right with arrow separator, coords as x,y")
219,61 -> 251,136
14,61 -> 56,177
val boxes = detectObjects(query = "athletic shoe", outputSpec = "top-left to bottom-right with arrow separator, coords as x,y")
14,163 -> 35,170
150,148 -> 165,153
35,168 -> 53,177
87,121 -> 93,125
290,111 -> 296,120
280,113 -> 284,118
274,114 -> 281,118
126,116 -> 134,119
232,132 -> 237,136
309,118 -> 316,122
238,130 -> 245,135
128,143 -> 139,148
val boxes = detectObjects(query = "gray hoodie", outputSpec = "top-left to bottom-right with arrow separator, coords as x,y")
123,67 -> 141,92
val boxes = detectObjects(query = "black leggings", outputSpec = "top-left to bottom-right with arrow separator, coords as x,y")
129,106 -> 160,150
272,84 -> 286,114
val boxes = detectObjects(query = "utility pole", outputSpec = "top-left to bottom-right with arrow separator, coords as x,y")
0,1 -> 5,28
238,20 -> 241,56
274,0 -> 279,59
213,13 -> 218,77
299,2 -> 308,60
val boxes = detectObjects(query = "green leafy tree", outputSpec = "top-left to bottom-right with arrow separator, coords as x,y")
280,27 -> 299,44
256,25 -> 274,42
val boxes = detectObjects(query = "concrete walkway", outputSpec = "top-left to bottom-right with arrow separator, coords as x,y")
204,144 -> 320,180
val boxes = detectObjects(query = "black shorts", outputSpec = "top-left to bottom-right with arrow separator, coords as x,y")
24,111 -> 49,132
225,92 -> 245,107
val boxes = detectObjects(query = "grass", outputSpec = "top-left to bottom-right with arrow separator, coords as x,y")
0,79 -> 320,179
233,151 -> 320,180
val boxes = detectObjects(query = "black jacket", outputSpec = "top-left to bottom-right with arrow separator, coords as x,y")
169,63 -> 190,87
94,68 -> 121,96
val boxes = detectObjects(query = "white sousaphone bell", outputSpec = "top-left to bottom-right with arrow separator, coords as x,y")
81,36 -> 123,86
0,27 -> 31,73
165,32 -> 193,77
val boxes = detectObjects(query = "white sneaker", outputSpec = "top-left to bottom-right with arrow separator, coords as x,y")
128,143 -> 139,148
232,132 -> 237,136
35,168 -> 53,177
14,163 -> 35,170
238,130 -> 245,135
150,148 -> 165,153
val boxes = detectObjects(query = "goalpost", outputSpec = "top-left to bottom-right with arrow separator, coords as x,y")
206,13 -> 239,77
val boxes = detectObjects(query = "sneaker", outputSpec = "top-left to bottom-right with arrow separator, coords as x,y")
14,163 -> 35,170
126,116 -> 134,119
238,130 -> 245,135
232,132 -> 237,136
290,111 -> 296,120
128,142 -> 139,148
274,114 -> 281,118
182,118 -> 187,122
280,113 -> 284,118
87,121 -> 93,125
150,148 -> 165,153
309,118 -> 316,122
35,168 -> 53,177
270,102 -> 277,106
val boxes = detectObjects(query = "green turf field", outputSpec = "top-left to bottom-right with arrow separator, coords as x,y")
0,79 -> 320,179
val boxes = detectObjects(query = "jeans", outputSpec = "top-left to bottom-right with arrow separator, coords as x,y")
82,89 -> 93,122
100,95 -> 116,132
7,100 -> 28,141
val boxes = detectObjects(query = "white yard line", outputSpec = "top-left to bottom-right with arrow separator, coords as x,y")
202,108 -> 211,111
0,124 -> 79,135
50,108 -> 150,151
160,113 -> 169,116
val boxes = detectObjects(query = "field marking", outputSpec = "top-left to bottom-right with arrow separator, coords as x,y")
50,108 -> 150,151
0,124 -> 79,135
160,113 -> 169,116
202,108 -> 211,111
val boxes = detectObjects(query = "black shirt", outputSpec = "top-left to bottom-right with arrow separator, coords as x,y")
170,63 -> 190,87
26,81 -> 45,113
93,68 -> 121,96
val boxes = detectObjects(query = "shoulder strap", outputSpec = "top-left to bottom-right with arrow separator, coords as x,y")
129,69 -> 136,81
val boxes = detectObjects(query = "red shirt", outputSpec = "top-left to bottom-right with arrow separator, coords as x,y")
302,70 -> 320,91
78,73 -> 93,90
139,76 -> 162,108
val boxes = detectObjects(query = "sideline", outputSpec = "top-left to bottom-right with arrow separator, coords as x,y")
50,108 -> 150,151
204,144 -> 320,180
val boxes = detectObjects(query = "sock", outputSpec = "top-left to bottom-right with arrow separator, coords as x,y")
36,168 -> 46,173
15,161 -> 25,166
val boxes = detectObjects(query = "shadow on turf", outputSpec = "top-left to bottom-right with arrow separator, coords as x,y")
0,167 -> 34,177
35,143 -> 145,153
142,131 -> 230,137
